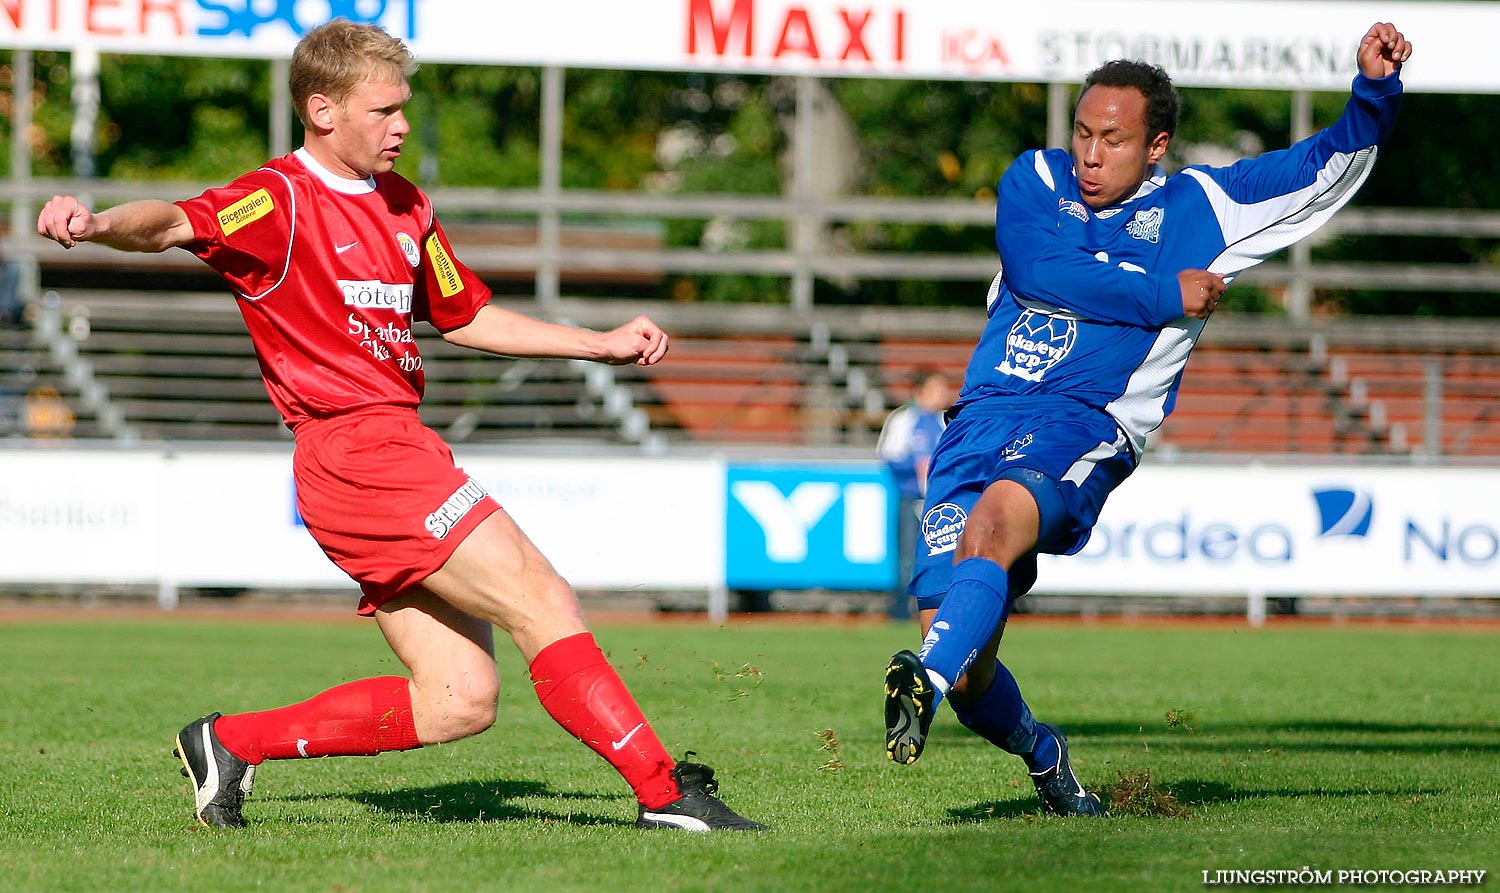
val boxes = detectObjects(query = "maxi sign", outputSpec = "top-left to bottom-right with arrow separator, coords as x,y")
0,448 -> 1496,598
0,1 -> 1494,93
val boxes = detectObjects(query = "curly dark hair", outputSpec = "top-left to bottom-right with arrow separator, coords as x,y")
1081,60 -> 1180,140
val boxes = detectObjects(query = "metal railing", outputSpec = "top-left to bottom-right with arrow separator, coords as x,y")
6,177 -> 1500,318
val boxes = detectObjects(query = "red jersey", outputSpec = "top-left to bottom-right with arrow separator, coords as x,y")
175,149 -> 490,430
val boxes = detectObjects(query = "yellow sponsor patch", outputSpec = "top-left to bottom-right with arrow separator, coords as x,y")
215,188 -> 275,236
425,233 -> 462,298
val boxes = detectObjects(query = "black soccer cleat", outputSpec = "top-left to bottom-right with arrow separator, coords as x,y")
174,713 -> 256,829
637,757 -> 767,832
884,649 -> 935,765
1029,722 -> 1106,817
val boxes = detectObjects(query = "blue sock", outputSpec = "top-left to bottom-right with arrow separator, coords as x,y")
1028,723 -> 1062,774
949,662 -> 1061,772
919,557 -> 1012,709
950,659 -> 1039,757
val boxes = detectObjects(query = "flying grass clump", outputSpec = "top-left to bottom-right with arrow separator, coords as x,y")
1107,769 -> 1190,818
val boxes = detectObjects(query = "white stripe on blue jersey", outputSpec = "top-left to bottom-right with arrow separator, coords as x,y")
962,72 -> 1403,457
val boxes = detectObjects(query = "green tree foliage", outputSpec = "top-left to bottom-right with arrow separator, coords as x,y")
1318,92 -> 1500,317
3,51 -> 1495,313
98,55 -> 271,180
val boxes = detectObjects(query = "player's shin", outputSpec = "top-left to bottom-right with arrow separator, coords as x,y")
529,632 -> 679,809
919,557 -> 1013,707
212,676 -> 422,763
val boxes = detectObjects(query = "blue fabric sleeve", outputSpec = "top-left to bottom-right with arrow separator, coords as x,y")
1191,72 -> 1402,209
994,151 -> 1181,329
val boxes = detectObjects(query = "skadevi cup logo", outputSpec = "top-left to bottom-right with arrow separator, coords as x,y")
922,502 -> 967,556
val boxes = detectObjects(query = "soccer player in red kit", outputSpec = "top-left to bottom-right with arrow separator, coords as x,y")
36,19 -> 763,833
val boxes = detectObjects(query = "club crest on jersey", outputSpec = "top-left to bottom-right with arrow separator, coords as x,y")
397,232 -> 420,267
1126,207 -> 1164,243
1058,197 -> 1089,223
922,503 -> 967,556
997,310 -> 1076,382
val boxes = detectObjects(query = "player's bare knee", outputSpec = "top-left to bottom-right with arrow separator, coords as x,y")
438,686 -> 499,740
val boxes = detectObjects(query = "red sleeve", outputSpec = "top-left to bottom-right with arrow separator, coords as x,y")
413,215 -> 491,330
174,168 -> 295,299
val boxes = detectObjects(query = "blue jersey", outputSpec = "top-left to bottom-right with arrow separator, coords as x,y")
962,71 -> 1403,457
877,402 -> 947,499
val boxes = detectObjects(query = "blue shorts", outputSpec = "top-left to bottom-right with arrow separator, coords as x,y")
909,394 -> 1135,603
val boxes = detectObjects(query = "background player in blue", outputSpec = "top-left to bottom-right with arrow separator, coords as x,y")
877,368 -> 955,620
883,22 -> 1413,816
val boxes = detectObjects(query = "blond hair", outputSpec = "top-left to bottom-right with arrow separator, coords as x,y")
290,19 -> 417,126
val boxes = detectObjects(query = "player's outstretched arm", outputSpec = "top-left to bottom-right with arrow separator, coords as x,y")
442,304 -> 669,366
1358,22 -> 1412,79
37,196 -> 194,252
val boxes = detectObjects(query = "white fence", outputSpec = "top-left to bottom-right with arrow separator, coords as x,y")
2,444 -> 1496,622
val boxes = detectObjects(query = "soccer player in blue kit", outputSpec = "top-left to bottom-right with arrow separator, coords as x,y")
883,22 -> 1413,815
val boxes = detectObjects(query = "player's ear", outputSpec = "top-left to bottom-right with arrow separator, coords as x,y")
305,93 -> 337,134
1147,131 -> 1170,165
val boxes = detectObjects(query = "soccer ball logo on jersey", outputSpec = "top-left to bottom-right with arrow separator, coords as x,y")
1126,207 -> 1164,243
397,233 -> 420,267
997,310 -> 1076,382
922,503 -> 967,556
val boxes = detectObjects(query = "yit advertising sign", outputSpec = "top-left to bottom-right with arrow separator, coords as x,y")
726,463 -> 895,591
1037,466 -> 1500,596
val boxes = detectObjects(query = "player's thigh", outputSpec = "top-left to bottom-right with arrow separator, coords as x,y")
376,589 -> 497,695
957,479 -> 1042,566
419,509 -> 587,650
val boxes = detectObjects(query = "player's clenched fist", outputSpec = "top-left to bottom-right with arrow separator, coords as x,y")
601,315 -> 670,366
1178,269 -> 1227,320
36,194 -> 100,249
1358,23 -> 1412,79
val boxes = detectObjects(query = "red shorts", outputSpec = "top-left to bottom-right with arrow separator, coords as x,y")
292,407 -> 501,615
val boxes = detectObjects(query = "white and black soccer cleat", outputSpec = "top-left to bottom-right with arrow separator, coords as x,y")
884,649 -> 935,765
174,713 -> 256,829
1029,722 -> 1106,817
636,757 -> 767,832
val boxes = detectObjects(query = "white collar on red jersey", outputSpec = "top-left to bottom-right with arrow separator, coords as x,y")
293,147 -> 377,195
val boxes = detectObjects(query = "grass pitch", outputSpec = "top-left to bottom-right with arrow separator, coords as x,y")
0,613 -> 1496,892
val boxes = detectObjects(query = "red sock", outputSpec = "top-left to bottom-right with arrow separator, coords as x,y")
529,633 -> 679,809
213,676 -> 421,765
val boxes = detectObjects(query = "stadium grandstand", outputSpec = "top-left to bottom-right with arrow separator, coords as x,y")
6,279 -> 1500,463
